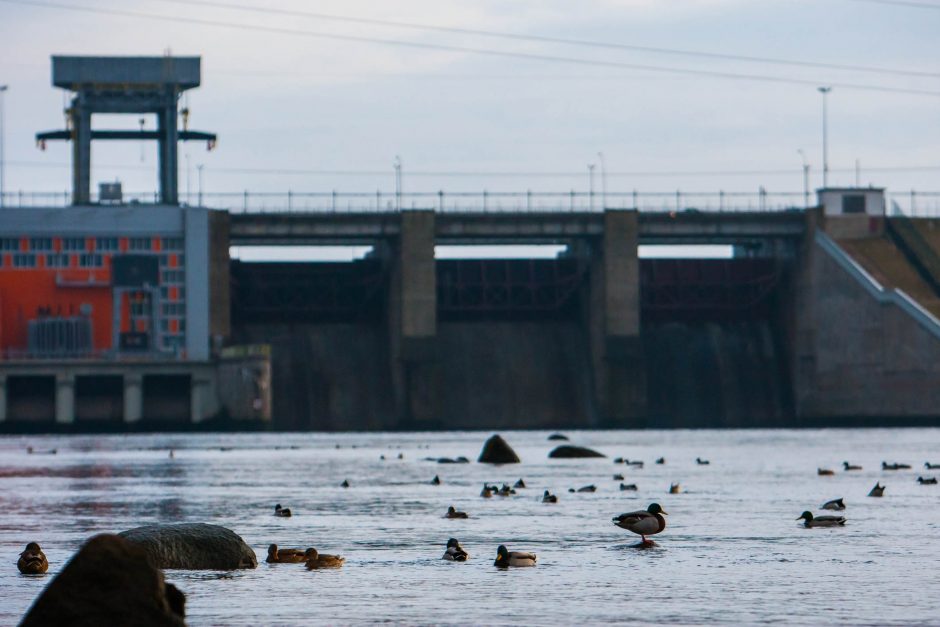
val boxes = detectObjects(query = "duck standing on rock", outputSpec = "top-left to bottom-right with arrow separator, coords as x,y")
494,545 -> 536,568
442,538 -> 468,561
613,503 -> 668,545
17,542 -> 48,574
304,548 -> 345,569
797,511 -> 846,528
821,498 -> 845,511
266,544 -> 308,563
445,506 -> 469,519
274,504 -> 292,517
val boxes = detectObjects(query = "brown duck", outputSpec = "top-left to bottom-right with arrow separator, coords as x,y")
17,542 -> 48,574
304,548 -> 345,569
266,544 -> 308,563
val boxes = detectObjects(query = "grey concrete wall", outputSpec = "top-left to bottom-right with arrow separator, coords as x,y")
208,210 -> 231,345
797,235 -> 940,419
184,208 -> 210,360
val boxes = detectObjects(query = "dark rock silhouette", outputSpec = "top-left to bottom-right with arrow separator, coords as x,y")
119,523 -> 257,570
547,433 -> 569,441
548,445 -> 606,459
477,434 -> 521,464
20,534 -> 186,626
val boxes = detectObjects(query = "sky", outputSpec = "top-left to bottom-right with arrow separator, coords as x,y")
1,0 -> 938,211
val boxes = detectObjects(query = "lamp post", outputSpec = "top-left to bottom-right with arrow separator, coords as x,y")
597,151 -> 608,209
588,163 -> 595,211
393,155 -> 402,210
797,149 -> 810,208
197,164 -> 204,207
817,86 -> 831,188
0,85 -> 7,208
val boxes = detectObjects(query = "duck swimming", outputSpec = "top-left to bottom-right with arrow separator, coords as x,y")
817,468 -> 835,476
17,542 -> 48,574
542,490 -> 558,503
821,498 -> 845,511
576,484 -> 597,493
430,475 -> 441,485
498,484 -> 516,496
655,457 -> 665,465
340,480 -> 350,488
917,476 -> 938,485
274,504 -> 292,517
842,461 -> 862,471
266,544 -> 308,563
613,503 -> 668,544
481,484 -> 496,498
797,511 -> 846,528
442,538 -> 468,561
304,548 -> 345,569
494,545 -> 536,568
445,506 -> 469,519
696,458 -> 710,465
669,482 -> 681,494
513,478 -> 526,489
619,483 -> 638,491
613,473 -> 625,481
868,482 -> 885,497
882,462 -> 911,470
926,462 -> 940,470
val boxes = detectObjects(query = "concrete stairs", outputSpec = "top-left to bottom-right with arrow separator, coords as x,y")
837,234 -> 940,320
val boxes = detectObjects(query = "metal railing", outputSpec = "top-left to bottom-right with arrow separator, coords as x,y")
4,189 -> 940,215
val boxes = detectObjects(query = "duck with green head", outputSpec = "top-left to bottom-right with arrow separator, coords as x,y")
797,511 -> 846,528
613,503 -> 668,544
442,538 -> 468,561
494,545 -> 536,568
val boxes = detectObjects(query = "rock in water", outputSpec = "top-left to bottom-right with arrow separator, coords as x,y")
548,445 -> 606,459
477,434 -> 521,464
20,534 -> 186,626
119,523 -> 257,570
547,433 -> 569,441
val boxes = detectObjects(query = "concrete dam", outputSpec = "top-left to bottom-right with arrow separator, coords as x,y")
226,203 -> 940,430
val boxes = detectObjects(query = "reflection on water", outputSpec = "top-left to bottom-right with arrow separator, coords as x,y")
1,429 -> 939,625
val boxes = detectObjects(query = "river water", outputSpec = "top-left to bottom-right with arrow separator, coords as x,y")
1,429 -> 939,625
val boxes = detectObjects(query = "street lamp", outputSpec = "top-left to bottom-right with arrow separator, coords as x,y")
817,86 -> 832,188
0,85 -> 8,208
393,155 -> 402,210
588,163 -> 595,211
597,151 -> 608,209
797,149 -> 810,208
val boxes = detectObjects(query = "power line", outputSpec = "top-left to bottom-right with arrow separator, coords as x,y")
845,0 -> 940,9
148,0 -> 940,80
3,0 -> 939,97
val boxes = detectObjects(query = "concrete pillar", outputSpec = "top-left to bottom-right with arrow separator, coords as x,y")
388,210 -> 438,427
791,207 -> 822,421
124,374 -> 143,423
55,373 -> 75,425
589,209 -> 645,425
191,377 -> 206,424
0,375 -> 7,423
158,90 -> 179,205
71,99 -> 92,205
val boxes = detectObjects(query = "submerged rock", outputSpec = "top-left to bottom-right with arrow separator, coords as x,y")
547,433 -> 569,441
119,523 -> 257,570
548,445 -> 606,459
20,534 -> 186,626
477,434 -> 521,464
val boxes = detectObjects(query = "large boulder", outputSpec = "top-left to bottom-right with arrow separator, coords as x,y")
119,523 -> 257,570
548,445 -> 606,459
477,434 -> 521,464
20,534 -> 186,626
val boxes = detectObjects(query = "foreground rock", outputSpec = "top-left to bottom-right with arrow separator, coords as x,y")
548,445 -> 606,459
477,434 -> 521,464
119,523 -> 257,570
547,433 -> 569,441
20,534 -> 186,626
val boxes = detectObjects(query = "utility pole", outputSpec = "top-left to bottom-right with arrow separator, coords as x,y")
588,163 -> 595,211
797,149 -> 810,208
394,155 -> 402,210
0,85 -> 7,208
818,86 -> 832,188
597,151 -> 608,209
197,164 -> 204,207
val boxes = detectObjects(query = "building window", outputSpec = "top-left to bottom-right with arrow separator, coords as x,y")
13,254 -> 36,268
842,195 -> 866,214
162,303 -> 184,316
129,237 -> 152,251
29,237 -> 53,251
46,254 -> 70,268
161,269 -> 184,284
79,254 -> 103,267
96,237 -> 118,251
162,237 -> 184,250
0,238 -> 19,251
62,237 -> 85,251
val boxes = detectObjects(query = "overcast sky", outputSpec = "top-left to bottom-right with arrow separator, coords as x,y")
1,0 -> 938,208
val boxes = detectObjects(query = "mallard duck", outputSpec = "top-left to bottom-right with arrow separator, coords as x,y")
274,504 -> 292,517
266,544 -> 308,563
696,457 -> 710,465
626,460 -> 644,468
842,461 -> 862,471
925,462 -> 940,470
304,548 -> 345,569
882,462 -> 911,470
494,545 -> 536,568
613,503 -> 668,543
576,484 -> 596,493
442,538 -> 468,561
613,473 -> 625,481
613,457 -> 625,464
513,478 -> 526,489
868,482 -> 885,497
817,468 -> 835,476
655,457 -> 665,465
542,490 -> 558,503
481,484 -> 495,498
821,497 -> 845,511
917,476 -> 938,485
445,506 -> 469,519
340,479 -> 350,488
430,475 -> 441,485
797,511 -> 846,528
397,453 -> 404,460
17,542 -> 48,574
669,482 -> 681,494
620,483 -> 638,491
498,484 -> 516,496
